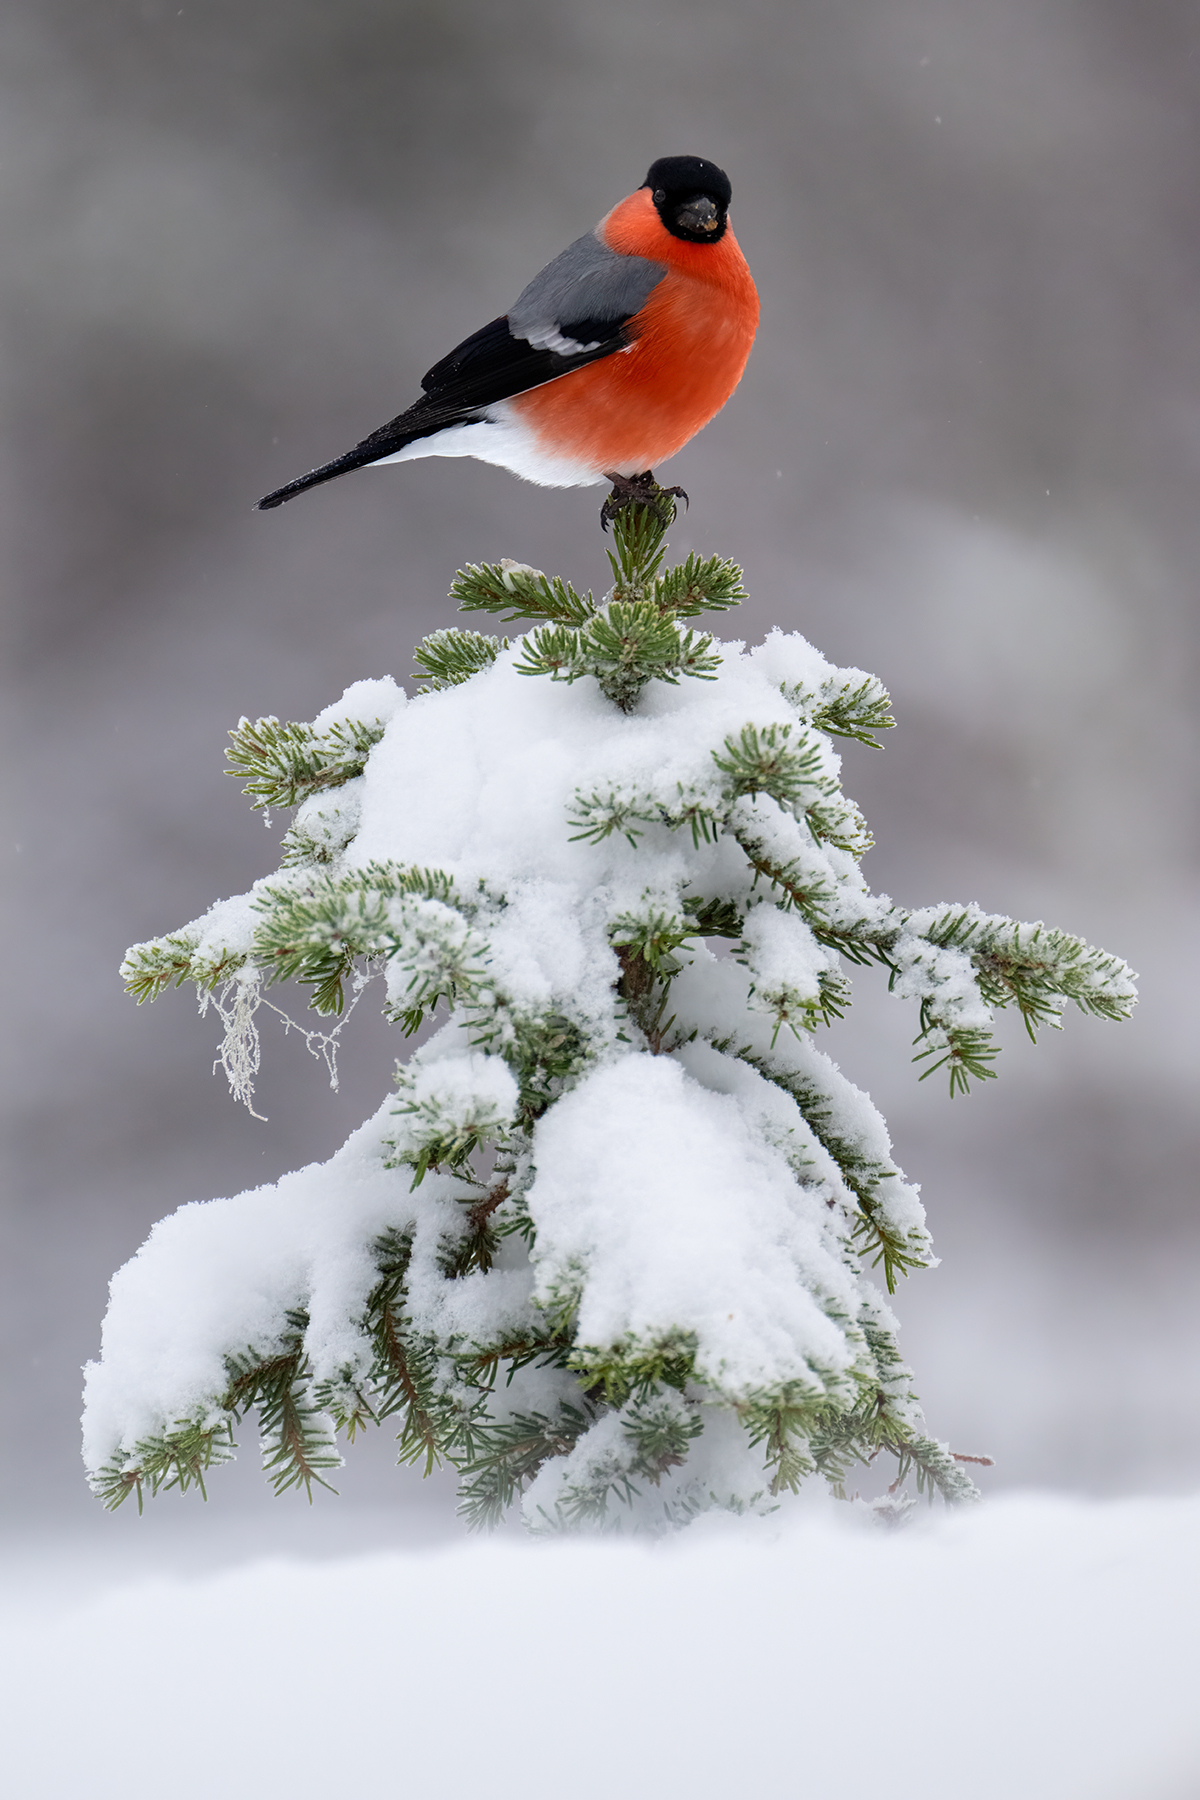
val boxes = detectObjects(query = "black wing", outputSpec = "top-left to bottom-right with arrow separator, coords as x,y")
257,235 -> 666,511
418,314 -> 627,401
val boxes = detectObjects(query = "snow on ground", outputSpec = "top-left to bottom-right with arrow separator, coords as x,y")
1,1493 -> 1196,1799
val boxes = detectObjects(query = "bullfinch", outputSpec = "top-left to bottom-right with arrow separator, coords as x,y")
257,155 -> 758,515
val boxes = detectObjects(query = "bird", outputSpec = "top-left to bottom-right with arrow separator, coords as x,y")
256,155 -> 759,520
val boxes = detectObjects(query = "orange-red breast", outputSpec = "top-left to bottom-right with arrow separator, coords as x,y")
257,156 -> 759,511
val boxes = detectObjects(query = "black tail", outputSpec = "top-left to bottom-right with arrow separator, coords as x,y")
256,400 -> 458,510
256,445 -> 389,510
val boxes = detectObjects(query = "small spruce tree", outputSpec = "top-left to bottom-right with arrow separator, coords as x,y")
85,494 -> 1136,1530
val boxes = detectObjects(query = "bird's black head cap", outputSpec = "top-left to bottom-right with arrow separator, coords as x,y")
644,156 -> 732,244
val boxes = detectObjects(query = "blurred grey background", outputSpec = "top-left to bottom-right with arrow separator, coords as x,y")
3,0 -> 1198,1563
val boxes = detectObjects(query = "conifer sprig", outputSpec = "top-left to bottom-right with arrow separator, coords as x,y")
730,829 -> 848,937
681,893 -> 744,938
226,714 -> 386,811
540,1396 -> 706,1529
604,500 -> 671,599
457,501 -> 743,713
620,1391 -> 704,1487
600,494 -> 745,614
93,1318 -> 343,1511
450,560 -> 595,626
914,908 -> 1137,1036
232,1367 -> 341,1499
90,1419 -> 236,1513
222,1314 -> 343,1500
355,1231 -> 450,1474
321,1229 -> 520,1478
568,1334 -> 700,1411
388,1077 -> 514,1189
252,862 -> 472,1016
122,932 -> 247,1004
653,551 -> 747,616
609,906 -> 696,980
806,1325 -> 922,1499
566,789 -> 665,848
412,628 -> 507,692
912,1024 -> 1001,1097
456,1403 -> 596,1530
568,727 -> 1134,1096
713,721 -> 833,810
747,963 -> 854,1041
740,1383 -> 826,1495
513,604 -> 721,712
279,802 -> 361,870
466,1008 -> 593,1128
787,674 -> 897,749
888,1434 -> 985,1505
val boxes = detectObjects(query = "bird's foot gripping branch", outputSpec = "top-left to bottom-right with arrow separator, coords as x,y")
599,469 -> 688,531
92,504 -> 1136,1531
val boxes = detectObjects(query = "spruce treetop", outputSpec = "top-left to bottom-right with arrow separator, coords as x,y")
90,492 -> 1135,1530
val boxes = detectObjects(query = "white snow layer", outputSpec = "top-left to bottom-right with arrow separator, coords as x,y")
82,1103 -> 413,1471
2,1496 -> 1197,1800
528,1055 -> 862,1394
348,631 -> 826,889
89,632 -> 936,1484
309,674 -> 405,734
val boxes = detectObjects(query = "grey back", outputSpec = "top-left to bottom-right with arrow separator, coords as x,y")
507,231 -> 666,351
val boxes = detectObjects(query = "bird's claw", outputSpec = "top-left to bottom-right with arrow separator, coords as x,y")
601,470 -> 689,532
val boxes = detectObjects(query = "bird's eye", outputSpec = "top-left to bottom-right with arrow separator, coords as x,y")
653,188 -> 666,205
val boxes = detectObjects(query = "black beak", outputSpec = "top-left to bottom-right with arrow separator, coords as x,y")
674,194 -> 720,234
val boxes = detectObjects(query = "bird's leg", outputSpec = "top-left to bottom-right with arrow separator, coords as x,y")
600,469 -> 689,532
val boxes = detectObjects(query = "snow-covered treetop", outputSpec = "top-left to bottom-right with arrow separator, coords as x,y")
88,494 -> 1135,1531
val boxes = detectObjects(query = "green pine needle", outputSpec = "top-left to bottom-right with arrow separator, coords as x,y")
413,628 -> 507,692
226,714 -> 387,812
809,676 -> 896,748
713,721 -> 831,810
451,561 -> 594,626
654,551 -> 747,616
